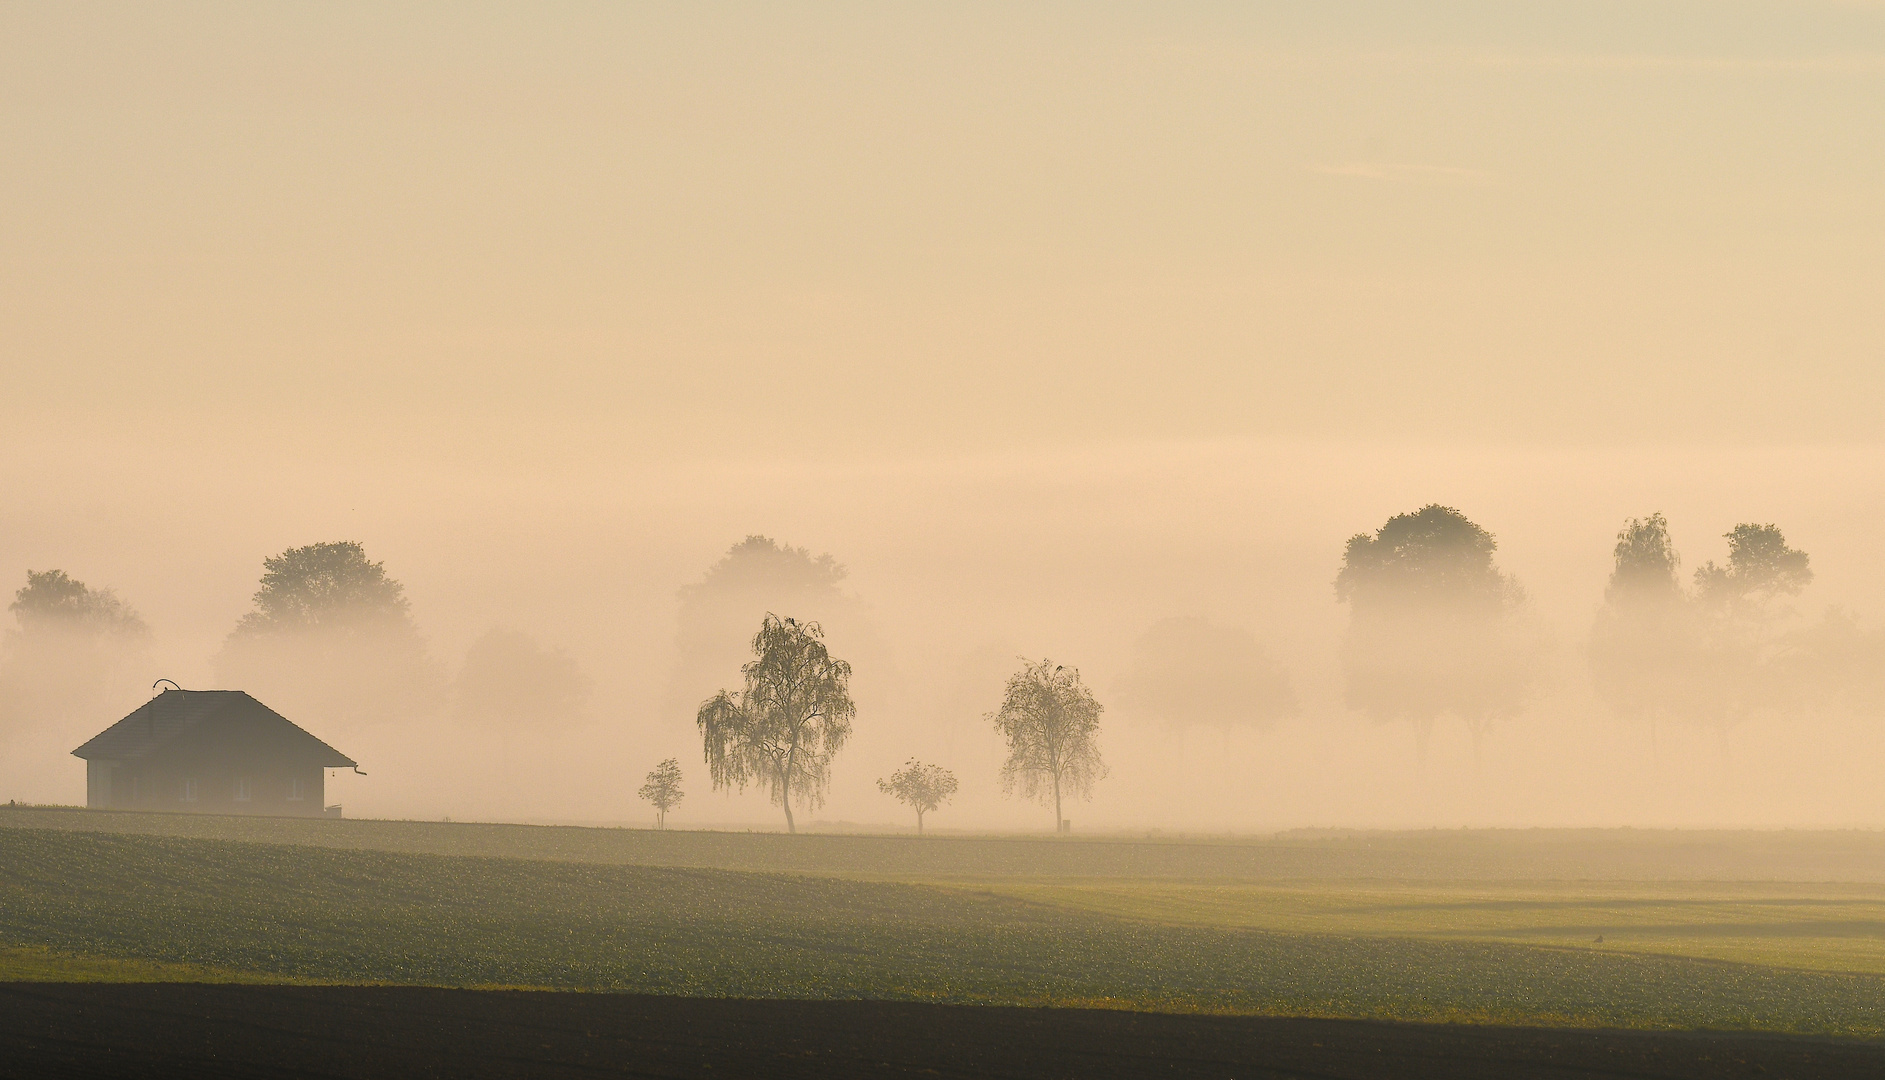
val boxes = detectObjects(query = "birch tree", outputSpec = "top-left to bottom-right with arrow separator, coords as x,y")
697,614 -> 854,834
990,659 -> 1104,832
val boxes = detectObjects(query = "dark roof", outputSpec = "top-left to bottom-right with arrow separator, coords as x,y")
71,689 -> 356,768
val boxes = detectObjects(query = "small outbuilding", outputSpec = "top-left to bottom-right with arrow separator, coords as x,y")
71,687 -> 357,817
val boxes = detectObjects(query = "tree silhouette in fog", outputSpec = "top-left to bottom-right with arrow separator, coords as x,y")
639,758 -> 685,829
1690,524 -> 1814,751
1335,505 -> 1536,761
669,536 -> 862,718
1591,518 -> 1838,758
878,759 -> 957,834
1693,524 -> 1813,623
1774,606 -> 1885,723
214,541 -> 441,730
1115,617 -> 1296,734
990,659 -> 1104,832
1589,515 -> 1696,754
697,614 -> 855,834
10,570 -> 147,638
233,542 -> 413,634
452,628 -> 592,731
0,569 -> 149,737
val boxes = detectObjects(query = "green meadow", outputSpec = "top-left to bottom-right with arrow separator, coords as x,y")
4,806 -> 1885,1035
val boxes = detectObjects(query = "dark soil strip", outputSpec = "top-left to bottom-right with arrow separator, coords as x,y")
3,984 -> 1882,1080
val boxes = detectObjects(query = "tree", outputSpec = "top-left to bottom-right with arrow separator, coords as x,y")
452,628 -> 592,731
877,759 -> 958,834
638,758 -> 685,829
0,569 -> 150,738
9,570 -> 147,638
1589,515 -> 1695,752
1689,523 -> 1814,749
697,614 -> 855,834
1693,524 -> 1813,627
1115,617 -> 1296,732
670,536 -> 853,713
214,541 -> 441,731
1335,504 -> 1536,760
989,659 -> 1104,832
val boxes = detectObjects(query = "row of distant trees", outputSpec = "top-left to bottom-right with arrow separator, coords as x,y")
1588,515 -> 1873,755
0,541 -> 591,742
675,505 -> 1877,831
1332,505 -> 1879,760
3,510 -> 1878,805
692,613 -> 1100,832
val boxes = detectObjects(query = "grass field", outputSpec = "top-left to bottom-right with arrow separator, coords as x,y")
968,879 -> 1885,976
9,806 -> 1885,977
10,805 -> 1885,881
5,814 -> 1885,1036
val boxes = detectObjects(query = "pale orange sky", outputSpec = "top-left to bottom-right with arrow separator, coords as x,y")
5,2 -> 1883,457
2,3 -> 1883,828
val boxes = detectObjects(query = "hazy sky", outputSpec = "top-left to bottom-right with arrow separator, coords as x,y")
7,1 -> 1884,456
3,3 -> 1882,828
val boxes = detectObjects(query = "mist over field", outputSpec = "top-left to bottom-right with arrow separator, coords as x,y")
3,440 -> 1881,832
4,2 -> 1884,834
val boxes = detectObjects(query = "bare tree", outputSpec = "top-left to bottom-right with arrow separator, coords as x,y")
697,614 -> 855,834
989,659 -> 1104,833
638,758 -> 685,829
877,759 -> 958,834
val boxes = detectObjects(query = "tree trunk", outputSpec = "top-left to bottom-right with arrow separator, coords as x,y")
916,810 -> 924,835
781,750 -> 798,834
1053,772 -> 1063,833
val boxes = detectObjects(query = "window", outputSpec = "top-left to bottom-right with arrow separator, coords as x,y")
287,776 -> 305,801
182,778 -> 198,803
234,776 -> 251,802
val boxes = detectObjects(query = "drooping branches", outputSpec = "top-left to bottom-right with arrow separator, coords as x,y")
697,614 -> 855,833
990,659 -> 1104,832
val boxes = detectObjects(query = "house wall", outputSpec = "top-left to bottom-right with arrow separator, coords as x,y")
85,760 -> 116,809
90,711 -> 342,817
103,757 -> 328,816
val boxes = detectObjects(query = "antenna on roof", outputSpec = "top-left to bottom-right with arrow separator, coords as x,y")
153,679 -> 182,692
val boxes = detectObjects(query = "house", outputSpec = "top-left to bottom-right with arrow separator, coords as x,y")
71,687 -> 357,817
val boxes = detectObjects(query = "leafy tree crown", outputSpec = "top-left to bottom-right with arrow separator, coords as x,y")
1335,504 -> 1512,612
989,659 -> 1105,805
697,614 -> 856,815
233,541 -> 413,636
9,570 -> 147,638
1693,523 -> 1812,608
878,759 -> 959,816
1606,514 -> 1683,606
638,758 -> 686,812
682,536 -> 846,602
